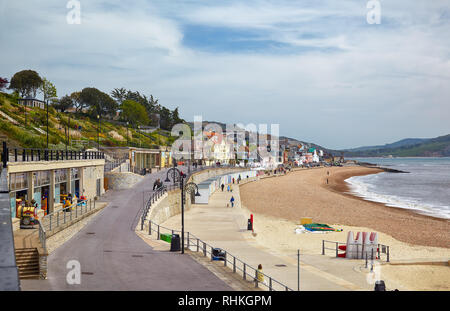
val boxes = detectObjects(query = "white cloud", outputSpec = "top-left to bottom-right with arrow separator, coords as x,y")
0,0 -> 449,149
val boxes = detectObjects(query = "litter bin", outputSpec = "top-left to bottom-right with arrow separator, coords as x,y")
170,234 -> 181,252
212,248 -> 225,261
374,280 -> 386,291
247,219 -> 253,231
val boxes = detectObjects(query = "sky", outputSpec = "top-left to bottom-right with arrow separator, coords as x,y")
0,0 -> 449,149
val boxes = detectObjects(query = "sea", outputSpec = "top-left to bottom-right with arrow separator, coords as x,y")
345,157 -> 450,220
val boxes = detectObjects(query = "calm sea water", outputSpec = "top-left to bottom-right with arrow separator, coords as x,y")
345,157 -> 450,220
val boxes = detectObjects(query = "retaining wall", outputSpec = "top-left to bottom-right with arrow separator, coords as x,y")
105,171 -> 144,190
143,167 -> 246,226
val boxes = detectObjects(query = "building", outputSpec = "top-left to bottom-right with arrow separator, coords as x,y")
6,149 -> 105,218
18,96 -> 45,109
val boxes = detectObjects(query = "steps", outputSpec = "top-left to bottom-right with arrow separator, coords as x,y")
15,248 -> 40,279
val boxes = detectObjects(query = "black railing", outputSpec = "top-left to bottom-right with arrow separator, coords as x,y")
140,185 -> 168,230
322,240 -> 390,262
1,142 -> 105,165
146,220 -> 294,291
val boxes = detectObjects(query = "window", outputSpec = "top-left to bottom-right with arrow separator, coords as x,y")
9,173 -> 28,191
55,169 -> 67,183
33,171 -> 51,187
71,168 -> 79,180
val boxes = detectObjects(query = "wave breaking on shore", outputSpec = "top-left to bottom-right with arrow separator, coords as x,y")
345,175 -> 450,220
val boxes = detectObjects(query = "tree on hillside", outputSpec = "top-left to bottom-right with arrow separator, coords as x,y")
121,99 -> 150,126
70,91 -> 86,113
111,87 -> 127,104
171,107 -> 183,125
80,87 -> 118,118
40,77 -> 57,103
53,95 -> 73,112
9,70 -> 43,98
0,77 -> 9,91
159,106 -> 173,130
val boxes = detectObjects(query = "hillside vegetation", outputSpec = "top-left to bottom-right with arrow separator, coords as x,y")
342,134 -> 450,157
0,92 -> 175,150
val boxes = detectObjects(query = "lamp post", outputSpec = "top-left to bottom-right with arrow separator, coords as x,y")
66,112 -> 71,153
46,97 -> 58,150
164,167 -> 200,254
97,115 -> 100,149
126,121 -> 129,146
137,125 -> 141,147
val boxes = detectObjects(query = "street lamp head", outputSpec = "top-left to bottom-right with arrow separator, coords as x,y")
97,115 -> 100,119
195,190 -> 201,197
164,177 -> 171,183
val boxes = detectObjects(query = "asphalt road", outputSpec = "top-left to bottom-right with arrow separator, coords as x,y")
21,169 -> 233,291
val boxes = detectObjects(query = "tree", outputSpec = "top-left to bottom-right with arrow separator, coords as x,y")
70,91 -> 86,113
9,70 -> 43,98
171,107 -> 183,125
121,99 -> 150,126
0,77 -> 8,91
40,77 -> 57,103
159,106 -> 173,130
53,95 -> 73,112
111,87 -> 127,104
80,87 -> 118,118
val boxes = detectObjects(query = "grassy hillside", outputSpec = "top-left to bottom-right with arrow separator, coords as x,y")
342,134 -> 450,157
0,92 -> 175,150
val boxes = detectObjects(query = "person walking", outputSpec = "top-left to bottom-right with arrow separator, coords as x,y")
227,185 -> 230,192
221,183 -> 225,192
230,196 -> 235,208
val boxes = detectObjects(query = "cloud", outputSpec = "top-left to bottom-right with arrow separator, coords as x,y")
0,0 -> 449,149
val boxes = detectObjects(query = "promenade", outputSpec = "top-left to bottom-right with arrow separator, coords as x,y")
20,169 -> 232,291
160,179 -> 378,291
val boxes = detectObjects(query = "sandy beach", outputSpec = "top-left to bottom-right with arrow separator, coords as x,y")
239,166 -> 450,290
240,166 -> 450,248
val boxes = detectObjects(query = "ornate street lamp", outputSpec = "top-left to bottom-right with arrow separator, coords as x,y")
164,167 -> 200,254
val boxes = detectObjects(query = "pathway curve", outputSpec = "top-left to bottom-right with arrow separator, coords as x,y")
161,181 -> 376,291
21,169 -> 233,291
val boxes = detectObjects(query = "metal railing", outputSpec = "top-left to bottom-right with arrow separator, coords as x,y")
322,240 -> 390,262
140,186 -> 168,230
1,142 -> 105,166
105,159 -> 129,173
146,220 -> 294,291
37,219 -> 47,252
40,199 -> 97,234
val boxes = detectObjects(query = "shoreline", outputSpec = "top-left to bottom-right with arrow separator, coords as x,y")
240,166 -> 450,248
328,167 -> 449,223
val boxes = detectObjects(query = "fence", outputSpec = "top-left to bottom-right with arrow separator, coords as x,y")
322,240 -> 390,262
147,220 -> 294,291
104,159 -> 129,173
37,219 -> 47,252
140,186 -> 168,230
40,199 -> 98,234
1,142 -> 104,166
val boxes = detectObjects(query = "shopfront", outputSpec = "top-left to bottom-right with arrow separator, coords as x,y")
9,172 -> 28,218
71,168 -> 80,198
55,169 -> 67,204
32,171 -> 51,215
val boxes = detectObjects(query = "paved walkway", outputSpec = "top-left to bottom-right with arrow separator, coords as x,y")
20,169 -> 233,291
161,181 -> 376,291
